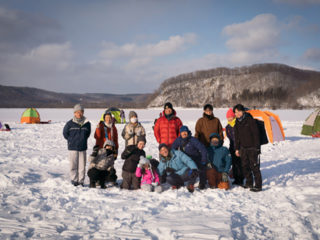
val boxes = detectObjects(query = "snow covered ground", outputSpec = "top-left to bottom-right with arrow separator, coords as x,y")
0,108 -> 319,240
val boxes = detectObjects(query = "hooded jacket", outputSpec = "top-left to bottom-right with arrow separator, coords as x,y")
153,110 -> 183,148
207,133 -> 232,173
121,145 -> 146,173
88,141 -> 115,171
135,167 -> 160,185
63,118 -> 91,151
234,112 -> 260,150
171,129 -> 207,164
94,121 -> 119,150
122,122 -> 146,147
157,149 -> 198,176
195,113 -> 223,147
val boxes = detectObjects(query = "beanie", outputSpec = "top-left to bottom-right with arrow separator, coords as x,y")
226,108 -> 235,118
129,111 -> 137,119
180,125 -> 189,133
158,143 -> 169,151
164,102 -> 173,110
137,135 -> 146,144
203,104 -> 213,111
74,104 -> 84,112
139,156 -> 150,165
103,139 -> 115,148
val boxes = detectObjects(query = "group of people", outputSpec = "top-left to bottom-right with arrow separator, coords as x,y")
63,102 -> 263,193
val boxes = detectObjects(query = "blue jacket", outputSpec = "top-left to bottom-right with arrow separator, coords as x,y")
207,133 -> 232,173
157,149 -> 198,176
171,135 -> 207,164
63,119 -> 91,151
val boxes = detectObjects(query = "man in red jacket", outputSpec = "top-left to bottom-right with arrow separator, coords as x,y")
154,102 -> 183,148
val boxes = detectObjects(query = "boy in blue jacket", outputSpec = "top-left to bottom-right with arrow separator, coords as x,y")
63,104 -> 91,186
206,133 -> 232,189
157,143 -> 198,193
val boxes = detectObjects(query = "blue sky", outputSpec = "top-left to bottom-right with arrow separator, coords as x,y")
0,0 -> 319,93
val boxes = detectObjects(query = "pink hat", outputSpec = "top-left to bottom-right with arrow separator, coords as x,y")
226,108 -> 235,118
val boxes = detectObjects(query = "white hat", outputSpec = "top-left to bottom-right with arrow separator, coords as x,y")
139,156 -> 150,165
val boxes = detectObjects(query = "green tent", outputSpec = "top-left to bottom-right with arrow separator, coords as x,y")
301,108 -> 320,136
100,107 -> 126,124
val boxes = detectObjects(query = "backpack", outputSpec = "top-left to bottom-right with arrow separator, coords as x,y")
255,119 -> 269,146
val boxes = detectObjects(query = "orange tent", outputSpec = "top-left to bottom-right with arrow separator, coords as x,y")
247,109 -> 285,143
21,108 -> 41,124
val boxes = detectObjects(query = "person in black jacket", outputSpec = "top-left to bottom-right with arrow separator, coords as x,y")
121,135 -> 146,190
234,104 -> 262,192
63,104 -> 91,186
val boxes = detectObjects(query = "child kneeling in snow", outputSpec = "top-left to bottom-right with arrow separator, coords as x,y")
135,156 -> 162,193
206,133 -> 232,190
87,140 -> 116,189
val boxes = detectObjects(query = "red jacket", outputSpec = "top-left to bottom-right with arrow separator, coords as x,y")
94,121 -> 119,150
153,110 -> 183,148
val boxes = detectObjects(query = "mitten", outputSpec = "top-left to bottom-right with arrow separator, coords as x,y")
222,172 -> 229,182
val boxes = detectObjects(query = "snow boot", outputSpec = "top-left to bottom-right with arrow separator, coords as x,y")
242,183 -> 253,189
187,184 -> 195,193
250,186 -> 262,192
89,180 -> 96,188
198,183 -> 206,190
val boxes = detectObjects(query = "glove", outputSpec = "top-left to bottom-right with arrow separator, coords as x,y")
166,167 -> 175,174
206,162 -> 213,169
222,172 -> 228,182
189,169 -> 198,179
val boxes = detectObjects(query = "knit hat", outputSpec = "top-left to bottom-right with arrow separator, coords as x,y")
103,139 -> 115,148
139,156 -> 150,165
180,125 -> 189,133
137,135 -> 146,144
74,104 -> 84,112
129,111 -> 137,119
209,132 -> 220,140
203,104 -> 213,111
164,102 -> 173,110
103,111 -> 112,120
158,143 -> 169,151
226,108 -> 235,118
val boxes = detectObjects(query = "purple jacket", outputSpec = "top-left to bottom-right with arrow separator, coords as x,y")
225,124 -> 235,151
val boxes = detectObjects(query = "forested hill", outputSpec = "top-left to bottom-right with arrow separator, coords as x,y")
148,63 -> 320,109
0,85 -> 151,108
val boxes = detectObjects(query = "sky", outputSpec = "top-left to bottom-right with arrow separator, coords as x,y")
0,0 -> 319,94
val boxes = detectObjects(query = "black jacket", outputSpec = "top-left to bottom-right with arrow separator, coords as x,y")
63,119 -> 91,151
234,113 -> 260,151
121,145 -> 146,173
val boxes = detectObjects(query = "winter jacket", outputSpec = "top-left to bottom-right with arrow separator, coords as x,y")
135,167 -> 160,185
171,132 -> 207,164
88,148 -> 115,171
207,133 -> 232,173
121,145 -> 146,173
195,113 -> 223,147
122,122 -> 146,147
63,118 -> 91,151
225,124 -> 235,151
153,110 -> 183,148
94,121 -> 119,150
234,113 -> 260,151
157,150 -> 198,176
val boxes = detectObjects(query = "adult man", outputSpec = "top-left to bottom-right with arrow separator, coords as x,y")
157,143 -> 198,192
195,104 -> 223,147
233,104 -> 262,192
154,102 -> 183,148
63,104 -> 91,186
171,126 -> 207,189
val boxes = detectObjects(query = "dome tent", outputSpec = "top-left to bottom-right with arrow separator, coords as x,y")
247,109 -> 285,143
21,108 -> 40,124
301,108 -> 320,137
100,107 -> 123,124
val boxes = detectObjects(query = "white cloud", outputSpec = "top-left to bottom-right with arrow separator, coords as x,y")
223,14 -> 280,53
303,48 -> 320,62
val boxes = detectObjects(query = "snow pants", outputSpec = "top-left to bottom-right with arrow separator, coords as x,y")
69,150 -> 86,184
195,161 -> 207,186
230,150 -> 244,184
121,171 -> 140,190
87,168 -> 108,186
166,169 -> 198,188
206,168 -> 222,188
141,184 -> 163,193
240,148 -> 262,188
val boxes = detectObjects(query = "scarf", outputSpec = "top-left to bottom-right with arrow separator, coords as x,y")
228,118 -> 236,127
237,113 -> 247,123
165,113 -> 174,120
204,113 -> 214,120
73,116 -> 86,126
104,122 -> 113,140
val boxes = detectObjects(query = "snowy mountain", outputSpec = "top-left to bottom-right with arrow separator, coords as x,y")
148,63 -> 320,109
